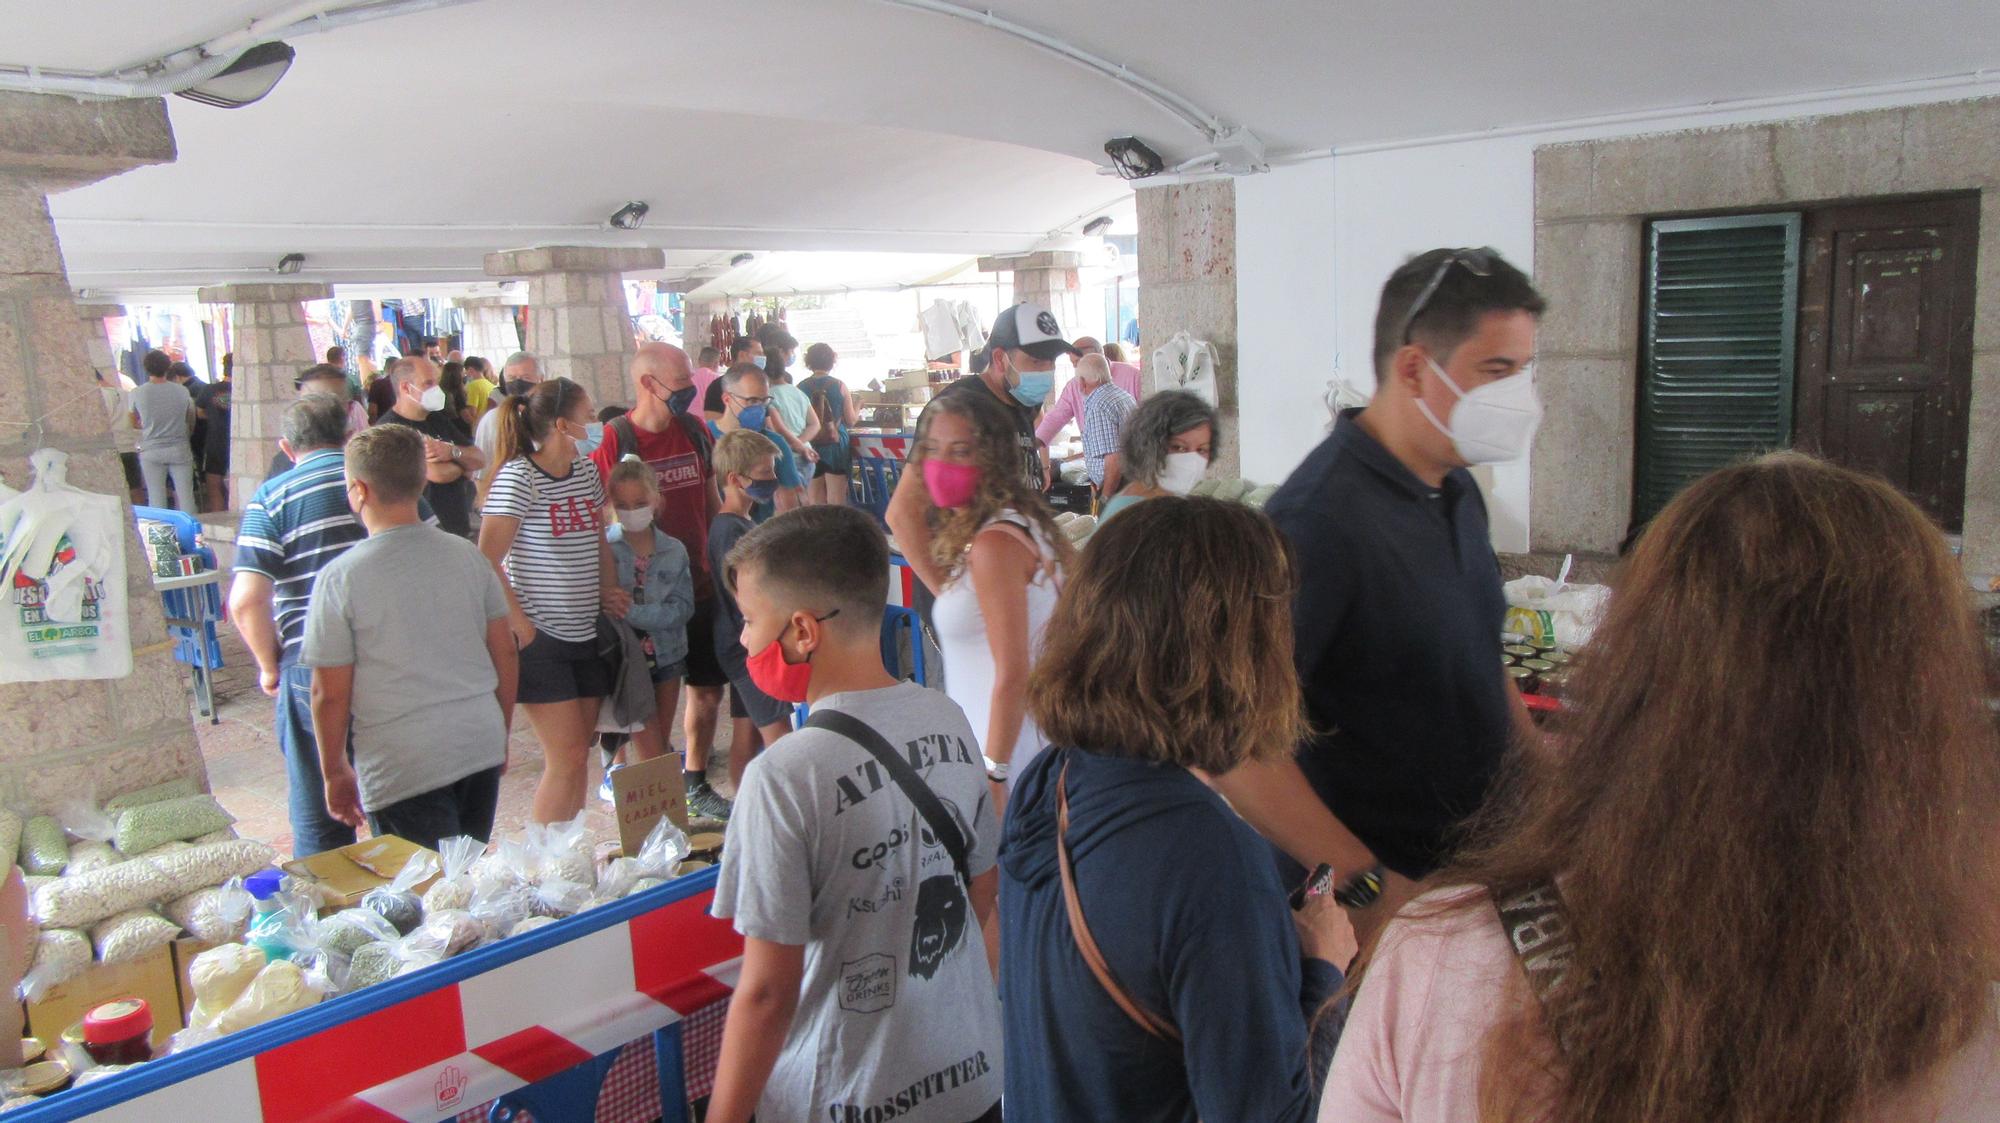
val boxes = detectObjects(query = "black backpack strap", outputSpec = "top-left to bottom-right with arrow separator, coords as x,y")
805,709 -> 971,891
674,410 -> 715,464
608,414 -> 640,461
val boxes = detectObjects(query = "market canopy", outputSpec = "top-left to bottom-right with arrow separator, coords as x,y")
5,0 -> 1994,297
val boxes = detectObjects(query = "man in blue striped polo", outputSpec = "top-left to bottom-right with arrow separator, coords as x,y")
227,393 -> 434,856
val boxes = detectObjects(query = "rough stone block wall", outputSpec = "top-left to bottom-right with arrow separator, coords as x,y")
1136,179 -> 1240,478
1532,96 -> 2000,572
0,131 -> 208,811
202,283 -> 329,506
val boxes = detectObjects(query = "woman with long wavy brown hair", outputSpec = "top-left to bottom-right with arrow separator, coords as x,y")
1321,452 -> 2000,1123
915,386 -> 1072,816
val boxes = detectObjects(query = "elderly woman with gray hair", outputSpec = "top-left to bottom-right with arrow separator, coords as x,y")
1099,390 -> 1219,520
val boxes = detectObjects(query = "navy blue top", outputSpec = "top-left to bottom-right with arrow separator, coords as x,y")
1265,408 -> 1512,879
998,746 -> 1341,1123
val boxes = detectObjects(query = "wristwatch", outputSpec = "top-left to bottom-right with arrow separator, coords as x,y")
1332,864 -> 1386,910
451,444 -> 462,461
982,754 -> 1010,783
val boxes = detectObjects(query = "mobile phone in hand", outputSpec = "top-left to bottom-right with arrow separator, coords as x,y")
1290,863 -> 1335,911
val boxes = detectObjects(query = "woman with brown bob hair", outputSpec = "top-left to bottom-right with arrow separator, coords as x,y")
1321,452 -> 2000,1123
998,496 -> 1353,1122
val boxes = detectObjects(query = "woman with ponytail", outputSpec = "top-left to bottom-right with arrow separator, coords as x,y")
477,378 -> 630,823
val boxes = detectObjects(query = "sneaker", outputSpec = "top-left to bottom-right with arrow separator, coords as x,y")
598,772 -> 616,804
686,779 -> 733,822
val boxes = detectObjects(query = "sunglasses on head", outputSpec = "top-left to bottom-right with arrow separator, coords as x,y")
1398,247 -> 1499,345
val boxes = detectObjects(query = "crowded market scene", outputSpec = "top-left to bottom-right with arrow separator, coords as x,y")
0,2 -> 1997,1120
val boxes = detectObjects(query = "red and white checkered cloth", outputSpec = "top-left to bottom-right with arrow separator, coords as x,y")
453,998 -> 731,1122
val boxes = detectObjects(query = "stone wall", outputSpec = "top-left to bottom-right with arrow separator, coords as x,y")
1136,179 -> 1240,478
485,246 -> 663,408
1532,97 -> 2000,572
203,283 -> 330,506
0,95 -> 208,811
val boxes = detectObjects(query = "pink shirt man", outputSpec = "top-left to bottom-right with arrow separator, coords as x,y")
1035,359 -> 1142,444
689,365 -> 721,404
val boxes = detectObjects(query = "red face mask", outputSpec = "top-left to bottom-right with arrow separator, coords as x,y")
746,636 -> 813,703
743,609 -> 838,703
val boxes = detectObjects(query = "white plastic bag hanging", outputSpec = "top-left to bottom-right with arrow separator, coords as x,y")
1151,331 -> 1221,407
0,449 -> 131,682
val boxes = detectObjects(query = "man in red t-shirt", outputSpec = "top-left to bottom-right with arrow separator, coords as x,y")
593,342 -> 731,819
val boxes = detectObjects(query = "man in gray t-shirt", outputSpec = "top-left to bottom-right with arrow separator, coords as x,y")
302,425 -> 517,848
128,350 -> 197,511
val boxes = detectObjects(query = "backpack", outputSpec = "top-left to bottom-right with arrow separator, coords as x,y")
806,376 -> 842,444
607,411 -> 712,468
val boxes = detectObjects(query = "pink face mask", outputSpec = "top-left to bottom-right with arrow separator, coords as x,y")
922,460 -> 982,508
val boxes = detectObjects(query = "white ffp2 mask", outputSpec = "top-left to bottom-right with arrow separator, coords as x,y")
418,385 -> 447,413
1157,451 -> 1209,496
1416,358 -> 1542,465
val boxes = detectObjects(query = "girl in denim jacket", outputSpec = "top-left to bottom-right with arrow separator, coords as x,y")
603,456 -> 696,784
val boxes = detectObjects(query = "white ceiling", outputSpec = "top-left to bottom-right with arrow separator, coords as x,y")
8,0 -> 1998,297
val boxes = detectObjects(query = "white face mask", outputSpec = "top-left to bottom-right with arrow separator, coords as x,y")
1415,357 -> 1543,464
615,507 -> 654,533
1157,450 -> 1208,495
418,385 -> 447,413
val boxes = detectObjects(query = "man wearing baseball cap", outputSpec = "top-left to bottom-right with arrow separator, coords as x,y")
887,301 -> 1077,596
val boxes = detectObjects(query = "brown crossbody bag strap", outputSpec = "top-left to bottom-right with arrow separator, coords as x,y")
1056,755 -> 1181,1043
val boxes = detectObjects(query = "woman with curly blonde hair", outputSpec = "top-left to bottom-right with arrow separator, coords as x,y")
915,387 -> 1072,815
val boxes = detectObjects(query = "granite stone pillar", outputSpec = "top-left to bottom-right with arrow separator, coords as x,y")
0,92 -> 210,808
1136,179 -> 1239,476
197,282 -> 331,507
483,246 -> 664,406
75,303 -> 132,454
980,251 -> 1086,345
455,296 -> 523,365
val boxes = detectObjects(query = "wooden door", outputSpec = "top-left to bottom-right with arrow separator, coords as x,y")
1796,195 -> 1979,531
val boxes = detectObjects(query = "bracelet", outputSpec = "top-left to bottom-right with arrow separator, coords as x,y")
982,754 -> 1010,782
1332,864 -> 1386,910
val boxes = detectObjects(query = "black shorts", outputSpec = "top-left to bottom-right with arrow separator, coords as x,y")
727,673 -> 792,727
683,602 -> 728,689
517,631 -> 614,704
119,452 -> 142,490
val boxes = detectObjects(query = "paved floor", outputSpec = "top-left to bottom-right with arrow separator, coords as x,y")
195,622 -> 738,860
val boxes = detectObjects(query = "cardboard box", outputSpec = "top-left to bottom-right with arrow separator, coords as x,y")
610,754 -> 688,857
282,835 -> 440,912
25,942 -> 181,1052
170,938 -> 221,1029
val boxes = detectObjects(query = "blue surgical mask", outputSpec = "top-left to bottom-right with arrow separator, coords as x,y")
668,386 -> 697,414
1010,368 -> 1055,408
574,420 -> 604,456
745,478 -> 780,503
737,403 -> 768,430
751,355 -> 767,371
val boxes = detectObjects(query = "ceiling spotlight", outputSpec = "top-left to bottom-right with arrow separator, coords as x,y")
609,201 -> 650,230
275,253 -> 305,275
729,253 -> 756,268
1104,136 -> 1165,181
1082,216 -> 1114,237
173,41 -> 296,109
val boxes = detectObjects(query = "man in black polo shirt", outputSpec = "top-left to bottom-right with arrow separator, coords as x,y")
1220,248 -> 1545,953
887,301 -> 1072,597
374,355 -> 484,537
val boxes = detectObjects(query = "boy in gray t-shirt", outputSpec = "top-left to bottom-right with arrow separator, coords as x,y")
709,506 -> 1004,1123
302,425 -> 518,849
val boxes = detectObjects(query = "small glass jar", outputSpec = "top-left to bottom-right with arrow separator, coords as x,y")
81,998 -> 153,1067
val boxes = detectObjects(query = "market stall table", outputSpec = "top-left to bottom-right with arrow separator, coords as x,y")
10,870 -> 742,1123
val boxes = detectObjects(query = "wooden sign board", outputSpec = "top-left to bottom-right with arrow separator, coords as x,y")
611,754 -> 689,857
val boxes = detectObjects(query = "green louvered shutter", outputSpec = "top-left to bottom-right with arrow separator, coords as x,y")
1634,213 -> 1801,525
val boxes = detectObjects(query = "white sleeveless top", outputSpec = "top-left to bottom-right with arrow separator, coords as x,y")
931,509 -> 1061,788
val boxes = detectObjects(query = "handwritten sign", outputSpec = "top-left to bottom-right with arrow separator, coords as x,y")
611,753 -> 690,856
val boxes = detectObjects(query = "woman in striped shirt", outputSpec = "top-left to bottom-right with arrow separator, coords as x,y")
477,378 -> 631,822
